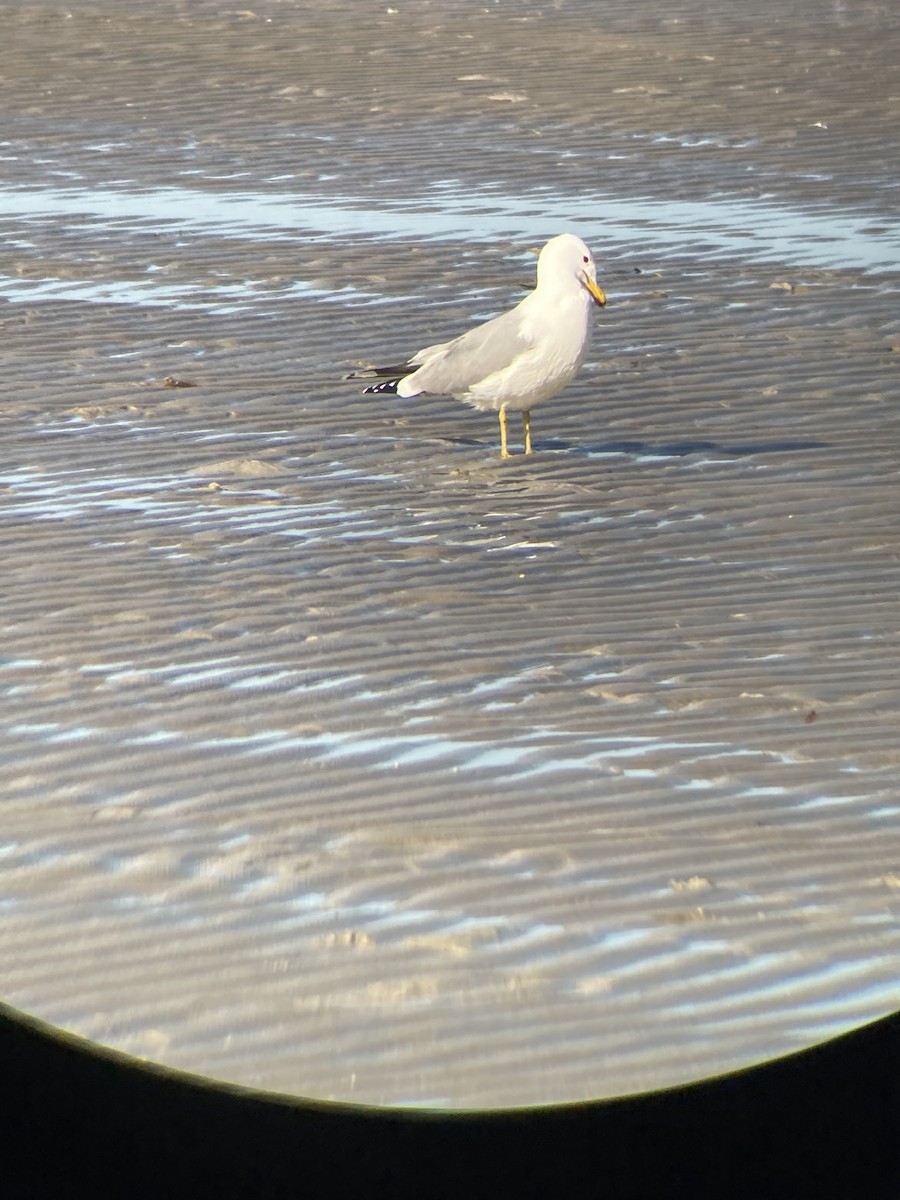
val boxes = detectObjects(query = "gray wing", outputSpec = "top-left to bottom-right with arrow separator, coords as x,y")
405,303 -> 534,396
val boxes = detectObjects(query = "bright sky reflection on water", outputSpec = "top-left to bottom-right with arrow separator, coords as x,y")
2,180 -> 898,272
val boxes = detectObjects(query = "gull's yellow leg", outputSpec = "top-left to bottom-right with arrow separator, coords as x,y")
523,410 -> 532,455
499,408 -> 510,458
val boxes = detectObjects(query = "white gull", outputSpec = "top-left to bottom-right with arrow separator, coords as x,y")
348,233 -> 606,457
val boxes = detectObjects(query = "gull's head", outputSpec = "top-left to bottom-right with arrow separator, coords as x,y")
537,233 -> 607,307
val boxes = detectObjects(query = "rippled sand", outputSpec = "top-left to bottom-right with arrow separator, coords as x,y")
1,0 -> 898,1107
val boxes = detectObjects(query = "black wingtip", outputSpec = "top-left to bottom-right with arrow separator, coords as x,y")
362,379 -> 401,395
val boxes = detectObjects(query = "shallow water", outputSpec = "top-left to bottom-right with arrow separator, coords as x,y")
3,180 -> 898,274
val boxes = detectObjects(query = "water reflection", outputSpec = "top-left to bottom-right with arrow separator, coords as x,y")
1,179 -> 897,272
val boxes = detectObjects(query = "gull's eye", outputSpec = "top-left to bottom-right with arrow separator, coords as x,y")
582,255 -> 589,263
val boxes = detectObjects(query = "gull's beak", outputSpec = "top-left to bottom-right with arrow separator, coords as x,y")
582,274 -> 607,307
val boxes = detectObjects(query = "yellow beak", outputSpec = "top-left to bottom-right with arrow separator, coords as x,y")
583,275 -> 607,307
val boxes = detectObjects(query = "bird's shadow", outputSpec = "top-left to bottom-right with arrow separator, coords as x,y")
535,437 -> 828,459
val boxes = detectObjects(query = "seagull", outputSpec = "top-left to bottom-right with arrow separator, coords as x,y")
347,234 -> 606,457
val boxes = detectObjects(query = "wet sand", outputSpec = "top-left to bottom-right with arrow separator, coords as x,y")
1,0 -> 899,1107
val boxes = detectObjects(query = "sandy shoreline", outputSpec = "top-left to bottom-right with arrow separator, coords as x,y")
1,0 -> 899,1107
